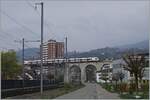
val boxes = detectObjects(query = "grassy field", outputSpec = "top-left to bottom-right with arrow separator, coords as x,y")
99,83 -> 149,99
120,92 -> 149,99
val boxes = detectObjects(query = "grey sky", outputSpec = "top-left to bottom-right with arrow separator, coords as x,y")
0,0 -> 149,52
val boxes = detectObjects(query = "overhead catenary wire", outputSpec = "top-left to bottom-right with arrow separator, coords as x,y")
0,31 -> 20,48
0,30 -> 40,50
0,40 -> 19,50
0,30 -> 21,40
24,40 -> 40,48
14,38 -> 40,59
0,2 -> 42,51
15,39 -> 40,49
25,0 -> 56,40
0,30 -> 27,50
25,0 -> 54,28
0,10 -> 41,39
0,1 -> 55,53
25,0 -> 37,11
24,43 -> 34,50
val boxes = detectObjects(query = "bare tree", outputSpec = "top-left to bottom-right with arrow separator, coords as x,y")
117,71 -> 125,83
112,73 -> 119,89
123,53 -> 146,93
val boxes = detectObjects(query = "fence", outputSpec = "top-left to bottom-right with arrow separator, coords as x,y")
1,80 -> 61,89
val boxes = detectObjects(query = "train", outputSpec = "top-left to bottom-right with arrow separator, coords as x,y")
24,57 -> 99,64
68,57 -> 99,62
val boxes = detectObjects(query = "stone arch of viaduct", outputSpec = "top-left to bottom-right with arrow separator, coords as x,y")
64,61 -> 112,83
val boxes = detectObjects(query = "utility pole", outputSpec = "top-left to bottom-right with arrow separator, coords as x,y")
65,37 -> 68,59
15,39 -> 40,89
65,37 -> 69,83
65,37 -> 68,58
22,38 -> 25,89
35,2 -> 44,94
14,38 -> 25,89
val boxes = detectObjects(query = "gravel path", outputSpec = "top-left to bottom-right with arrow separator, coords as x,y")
55,83 -> 120,99
96,83 -> 120,99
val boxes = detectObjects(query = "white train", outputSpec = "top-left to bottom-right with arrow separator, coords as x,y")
68,57 -> 99,62
24,57 -> 99,64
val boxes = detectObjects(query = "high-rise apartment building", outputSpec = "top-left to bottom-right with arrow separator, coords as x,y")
43,39 -> 64,60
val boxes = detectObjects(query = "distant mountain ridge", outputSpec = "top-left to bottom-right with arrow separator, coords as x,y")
115,40 -> 149,50
67,40 -> 149,59
17,48 -> 40,61
16,40 -> 149,61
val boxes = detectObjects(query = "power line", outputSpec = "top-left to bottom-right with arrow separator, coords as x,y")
0,10 -> 40,39
0,31 -> 19,48
14,38 -> 25,89
0,8 -> 41,50
24,43 -> 32,49
0,30 -> 40,50
25,0 -> 41,16
25,0 -> 49,26
25,0 -> 36,10
0,30 -> 21,40
0,40 -> 18,50
25,0 -> 56,39
0,33 -> 22,51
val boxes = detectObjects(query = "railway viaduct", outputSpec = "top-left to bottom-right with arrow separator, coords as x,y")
64,61 -> 112,83
25,60 -> 113,84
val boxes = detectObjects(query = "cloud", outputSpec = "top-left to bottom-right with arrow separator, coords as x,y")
0,0 -> 149,51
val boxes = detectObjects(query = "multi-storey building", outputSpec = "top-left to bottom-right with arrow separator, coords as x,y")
96,53 -> 149,84
43,39 -> 64,60
56,42 -> 65,58
96,63 -> 113,83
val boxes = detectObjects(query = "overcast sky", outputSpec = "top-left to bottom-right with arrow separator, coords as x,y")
0,0 -> 149,52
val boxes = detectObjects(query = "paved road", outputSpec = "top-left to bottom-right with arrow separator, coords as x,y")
56,83 -> 120,99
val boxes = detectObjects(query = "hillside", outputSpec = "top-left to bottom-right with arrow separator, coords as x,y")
16,40 -> 149,61
116,40 -> 149,50
17,48 -> 40,61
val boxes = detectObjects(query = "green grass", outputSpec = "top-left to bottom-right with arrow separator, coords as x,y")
100,83 -> 149,99
100,83 -> 116,93
40,83 -> 85,99
120,93 -> 136,99
120,92 -> 149,99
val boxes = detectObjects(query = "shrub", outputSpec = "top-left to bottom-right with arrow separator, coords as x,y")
105,84 -> 112,91
129,83 -> 136,94
101,83 -> 115,92
140,83 -> 149,93
119,83 -> 129,93
64,83 -> 73,90
113,84 -> 120,92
